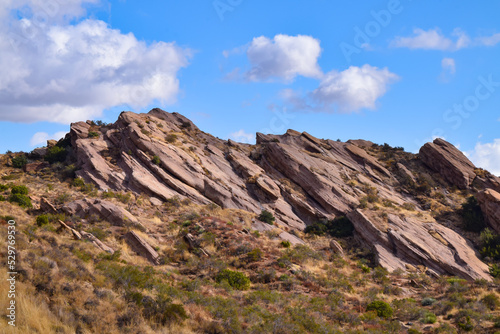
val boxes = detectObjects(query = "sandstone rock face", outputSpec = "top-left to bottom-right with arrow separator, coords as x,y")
347,210 -> 491,281
124,231 -> 160,265
67,109 -> 497,280
477,189 -> 500,234
62,199 -> 144,230
419,138 -> 476,189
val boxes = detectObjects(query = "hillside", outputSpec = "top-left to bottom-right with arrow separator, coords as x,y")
2,108 -> 500,333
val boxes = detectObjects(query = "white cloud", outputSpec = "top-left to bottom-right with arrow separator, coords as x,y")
310,65 -> 399,112
229,129 -> 255,144
467,139 -> 500,176
0,0 -> 191,124
391,28 -> 470,51
441,58 -> 456,75
477,33 -> 500,46
30,131 -> 67,147
245,34 -> 323,82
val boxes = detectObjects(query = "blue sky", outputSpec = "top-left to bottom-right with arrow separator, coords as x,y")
0,0 -> 499,174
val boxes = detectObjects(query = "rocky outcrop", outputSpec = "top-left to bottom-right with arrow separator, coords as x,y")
65,109 -> 498,280
477,189 -> 500,234
419,138 -> 476,189
347,210 -> 491,281
62,199 -> 145,230
124,231 -> 160,265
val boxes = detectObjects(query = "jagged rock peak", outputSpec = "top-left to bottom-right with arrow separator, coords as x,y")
67,109 -> 498,281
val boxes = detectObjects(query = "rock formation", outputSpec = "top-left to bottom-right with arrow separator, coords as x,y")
62,108 -> 499,280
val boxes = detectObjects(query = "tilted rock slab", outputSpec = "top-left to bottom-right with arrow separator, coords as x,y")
477,189 -> 500,234
419,138 -> 476,189
347,209 -> 491,281
124,231 -> 160,265
66,109 -> 496,280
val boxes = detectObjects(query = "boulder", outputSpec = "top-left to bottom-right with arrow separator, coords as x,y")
476,189 -> 500,234
124,231 -> 160,265
347,209 -> 491,281
419,138 -> 476,189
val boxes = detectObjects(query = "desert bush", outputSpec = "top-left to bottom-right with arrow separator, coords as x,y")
71,177 -> 85,188
152,155 -> 161,165
88,131 -> 99,138
166,134 -> 177,143
11,185 -> 28,195
55,192 -> 71,204
421,311 -> 437,324
481,293 -> 499,310
402,202 -> 416,211
0,184 -> 9,191
421,297 -> 437,306
9,193 -> 32,208
246,248 -> 262,262
304,216 -> 354,238
36,215 -> 49,227
258,210 -> 275,224
490,264 -> 500,278
281,240 -> 291,248
366,300 -> 393,319
143,294 -> 188,325
11,155 -> 27,168
216,269 -> 250,290
480,228 -> 500,261
461,196 -> 486,232
45,146 -> 68,163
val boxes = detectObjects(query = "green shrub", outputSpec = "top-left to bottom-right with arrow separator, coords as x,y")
216,269 -> 250,290
366,300 -> 393,319
461,196 -> 486,232
0,184 -> 9,191
11,155 -> 27,168
421,311 -> 437,324
143,296 -> 188,325
481,293 -> 499,310
281,240 -> 291,248
8,194 -> 32,208
304,216 -> 354,238
36,215 -> 49,227
45,146 -> 67,163
166,134 -> 177,143
490,264 -> 500,278
88,131 -> 99,138
258,210 -> 275,225
421,297 -> 436,306
11,185 -> 28,195
246,248 -> 262,262
72,177 -> 85,188
480,228 -> 500,261
0,195 -> 4,201
152,155 -> 161,165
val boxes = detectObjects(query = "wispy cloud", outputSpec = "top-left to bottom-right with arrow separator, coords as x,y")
391,28 -> 470,51
229,129 -> 255,144
466,139 -> 500,176
30,131 -> 67,147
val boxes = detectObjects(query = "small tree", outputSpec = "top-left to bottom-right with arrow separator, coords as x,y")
258,210 -> 275,225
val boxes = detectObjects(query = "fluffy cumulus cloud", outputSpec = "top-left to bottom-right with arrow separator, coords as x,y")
467,139 -> 500,176
229,129 -> 255,144
30,131 -> 67,147
310,65 -> 399,112
245,34 -> 323,82
0,0 -> 191,124
391,28 -> 470,51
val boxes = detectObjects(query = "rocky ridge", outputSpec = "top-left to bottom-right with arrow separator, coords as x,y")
58,108 -> 500,281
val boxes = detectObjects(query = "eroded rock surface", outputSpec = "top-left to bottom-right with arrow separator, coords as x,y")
477,189 -> 500,234
66,109 -> 497,280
